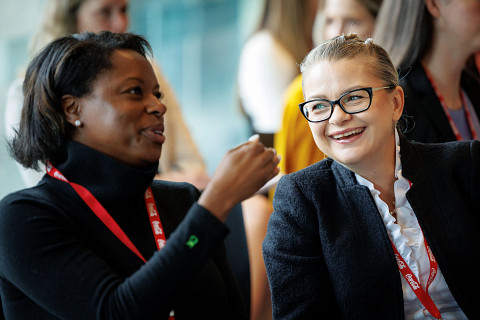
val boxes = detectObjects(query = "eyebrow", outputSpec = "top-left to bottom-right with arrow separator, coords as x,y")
308,85 -> 367,100
124,76 -> 145,84
124,77 -> 160,89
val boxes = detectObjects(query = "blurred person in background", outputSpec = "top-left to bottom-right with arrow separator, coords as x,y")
4,0 -> 209,190
237,0 -> 320,149
237,2 -> 320,319
274,0 -> 383,176
374,0 -> 480,143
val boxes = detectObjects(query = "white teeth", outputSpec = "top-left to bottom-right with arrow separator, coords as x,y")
154,130 -> 163,135
333,128 -> 364,139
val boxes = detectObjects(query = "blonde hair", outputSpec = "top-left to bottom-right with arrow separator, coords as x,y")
257,0 -> 315,65
29,0 -> 84,57
373,0 -> 432,67
300,34 -> 398,88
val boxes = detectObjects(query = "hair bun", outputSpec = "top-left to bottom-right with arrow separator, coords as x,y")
364,38 -> 373,45
343,33 -> 358,41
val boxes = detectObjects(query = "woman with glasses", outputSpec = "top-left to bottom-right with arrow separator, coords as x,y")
274,0 -> 384,177
263,34 -> 479,319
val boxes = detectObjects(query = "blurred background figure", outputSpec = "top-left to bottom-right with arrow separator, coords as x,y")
322,0 -> 378,40
466,51 -> 480,78
4,0 -> 209,190
237,0 -> 320,148
374,0 -> 480,143
237,1 -> 321,318
275,0 -> 383,176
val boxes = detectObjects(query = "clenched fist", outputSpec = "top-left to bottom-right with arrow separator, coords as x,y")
198,135 -> 280,221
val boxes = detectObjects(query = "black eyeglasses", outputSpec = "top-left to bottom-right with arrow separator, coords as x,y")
299,85 -> 395,122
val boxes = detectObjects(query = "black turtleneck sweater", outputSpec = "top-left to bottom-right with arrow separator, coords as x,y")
0,141 -> 247,319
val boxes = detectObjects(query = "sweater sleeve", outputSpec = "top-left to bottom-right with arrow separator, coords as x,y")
262,174 -> 341,319
0,195 -> 228,320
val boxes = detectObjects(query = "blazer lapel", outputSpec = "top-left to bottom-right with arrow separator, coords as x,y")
398,134 -> 439,234
327,163 -> 405,318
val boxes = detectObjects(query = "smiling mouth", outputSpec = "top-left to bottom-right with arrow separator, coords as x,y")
142,126 -> 165,144
332,128 -> 365,140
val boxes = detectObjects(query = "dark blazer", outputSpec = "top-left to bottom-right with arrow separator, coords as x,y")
263,135 -> 480,319
401,62 -> 480,143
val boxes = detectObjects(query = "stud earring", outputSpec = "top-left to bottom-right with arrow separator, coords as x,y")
74,120 -> 82,127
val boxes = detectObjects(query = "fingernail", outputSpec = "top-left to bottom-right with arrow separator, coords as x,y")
248,134 -> 259,142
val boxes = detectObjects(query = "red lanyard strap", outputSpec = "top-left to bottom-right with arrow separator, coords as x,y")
144,188 -> 167,250
390,181 -> 442,319
423,65 -> 477,141
389,180 -> 442,319
391,236 -> 442,319
46,162 -> 167,263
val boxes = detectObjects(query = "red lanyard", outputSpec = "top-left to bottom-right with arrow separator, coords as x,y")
391,237 -> 441,319
390,180 -> 442,319
423,65 -> 477,141
46,162 -> 175,319
46,162 -> 167,263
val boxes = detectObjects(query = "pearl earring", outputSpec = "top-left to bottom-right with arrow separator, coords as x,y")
74,120 -> 82,127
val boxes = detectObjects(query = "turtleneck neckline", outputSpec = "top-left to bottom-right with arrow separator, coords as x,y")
54,141 -> 158,206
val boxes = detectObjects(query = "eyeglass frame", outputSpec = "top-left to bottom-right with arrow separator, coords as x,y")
299,85 -> 396,123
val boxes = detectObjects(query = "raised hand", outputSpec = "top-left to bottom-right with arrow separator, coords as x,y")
198,135 -> 280,221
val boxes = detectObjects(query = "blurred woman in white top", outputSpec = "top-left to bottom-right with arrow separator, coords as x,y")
237,0 -> 320,147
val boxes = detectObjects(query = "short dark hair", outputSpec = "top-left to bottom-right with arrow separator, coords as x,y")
9,31 -> 153,170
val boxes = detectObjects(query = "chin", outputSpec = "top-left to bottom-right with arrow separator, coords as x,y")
330,152 -> 363,168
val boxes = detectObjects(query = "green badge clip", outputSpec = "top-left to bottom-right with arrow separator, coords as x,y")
186,235 -> 199,248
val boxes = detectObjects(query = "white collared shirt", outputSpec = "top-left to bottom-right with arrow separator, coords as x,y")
355,130 -> 467,320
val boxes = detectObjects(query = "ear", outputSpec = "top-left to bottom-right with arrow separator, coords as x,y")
392,85 -> 404,122
61,94 -> 81,126
425,0 -> 441,18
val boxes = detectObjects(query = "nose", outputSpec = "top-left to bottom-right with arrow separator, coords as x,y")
110,12 -> 129,33
146,96 -> 167,117
340,21 -> 350,36
328,102 -> 351,125
324,21 -> 342,40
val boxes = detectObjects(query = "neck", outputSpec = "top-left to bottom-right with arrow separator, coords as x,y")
357,166 -> 397,213
422,32 -> 470,111
348,132 -> 397,212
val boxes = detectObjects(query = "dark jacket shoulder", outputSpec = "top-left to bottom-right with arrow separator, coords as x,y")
283,157 -> 357,191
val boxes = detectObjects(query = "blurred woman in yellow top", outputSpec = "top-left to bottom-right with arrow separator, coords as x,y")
275,0 -> 383,175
